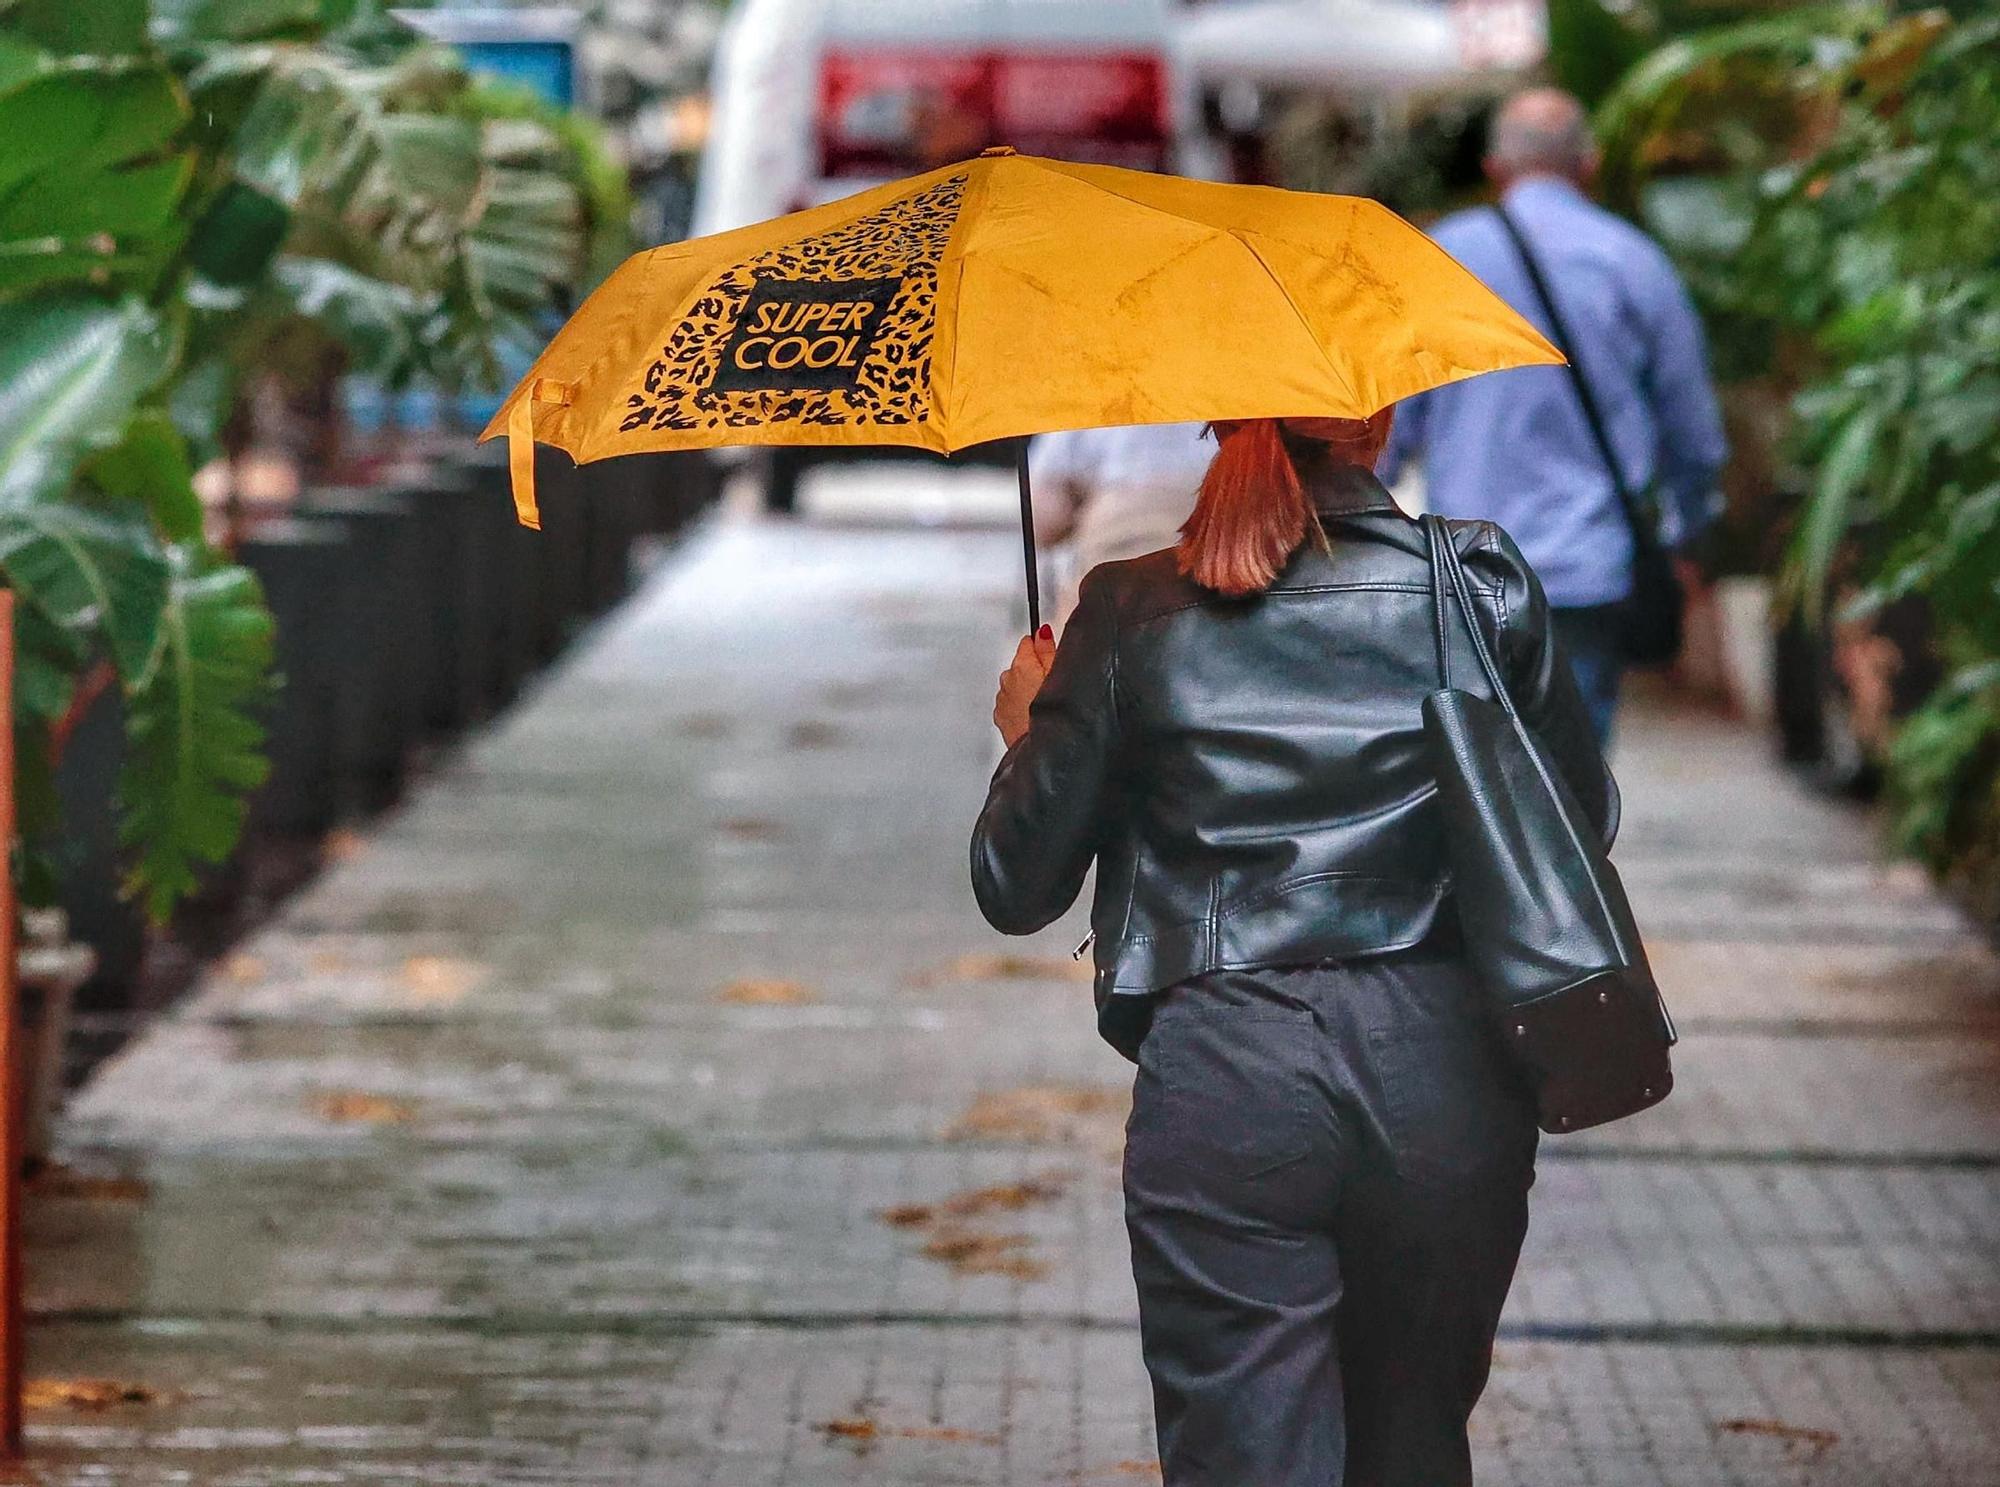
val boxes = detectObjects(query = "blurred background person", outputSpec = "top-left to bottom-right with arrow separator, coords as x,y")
1379,87 -> 1727,742
1030,422 -> 1213,628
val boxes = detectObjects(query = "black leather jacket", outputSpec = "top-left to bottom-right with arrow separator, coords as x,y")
970,463 -> 1617,1058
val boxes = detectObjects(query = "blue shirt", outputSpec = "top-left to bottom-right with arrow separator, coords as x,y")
1378,178 -> 1727,608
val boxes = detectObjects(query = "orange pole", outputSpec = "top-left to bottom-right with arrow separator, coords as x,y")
0,588 -> 21,1457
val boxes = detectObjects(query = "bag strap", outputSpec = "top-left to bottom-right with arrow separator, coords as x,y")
1428,513 -> 1454,692
1491,203 -> 1658,547
1423,514 -> 1519,721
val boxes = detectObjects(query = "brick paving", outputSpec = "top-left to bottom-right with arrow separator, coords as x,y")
24,481 -> 2000,1483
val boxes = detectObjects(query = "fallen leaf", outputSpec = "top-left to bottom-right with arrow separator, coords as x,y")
785,720 -> 845,750
401,955 -> 487,1005
1716,1417 -> 1839,1452
25,1162 -> 149,1203
919,1228 -> 1048,1279
893,1425 -> 1002,1445
24,1379 -> 158,1411
716,978 -> 817,1005
321,829 -> 367,862
308,1091 -> 418,1125
909,952 -> 1093,987
222,953 -> 266,983
947,1084 -> 1128,1147
716,817 -> 787,842
878,1171 -> 1075,1230
819,1416 -> 879,1446
306,950 -> 350,974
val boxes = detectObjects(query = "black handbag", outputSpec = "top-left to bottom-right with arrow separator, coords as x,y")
1422,514 -> 1676,1133
1493,204 -> 1685,667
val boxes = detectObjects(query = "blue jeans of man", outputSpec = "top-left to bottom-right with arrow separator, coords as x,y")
1552,603 -> 1625,747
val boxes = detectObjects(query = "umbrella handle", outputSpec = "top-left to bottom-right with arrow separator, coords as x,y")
1016,437 -> 1041,634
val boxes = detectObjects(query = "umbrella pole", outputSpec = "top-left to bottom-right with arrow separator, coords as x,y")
1015,438 -> 1040,634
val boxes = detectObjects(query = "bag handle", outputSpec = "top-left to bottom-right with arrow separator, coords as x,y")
1491,204 -> 1660,550
1423,514 -> 1519,722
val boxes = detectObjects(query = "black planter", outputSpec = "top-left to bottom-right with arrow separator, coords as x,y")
395,469 -> 501,732
49,688 -> 148,1007
295,487 -> 425,811
237,517 -> 355,837
456,444 -> 546,700
577,456 -> 647,612
531,449 -> 589,655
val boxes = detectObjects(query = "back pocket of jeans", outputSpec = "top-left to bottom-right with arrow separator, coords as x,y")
1368,1025 -> 1534,1190
1138,1007 -> 1317,1182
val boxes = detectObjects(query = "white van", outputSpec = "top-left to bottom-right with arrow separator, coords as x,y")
696,0 -> 1189,238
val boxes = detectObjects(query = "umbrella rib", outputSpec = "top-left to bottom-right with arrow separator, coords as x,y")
1226,229 -> 1366,412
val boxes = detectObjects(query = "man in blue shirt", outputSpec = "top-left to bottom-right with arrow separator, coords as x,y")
1379,88 -> 1727,741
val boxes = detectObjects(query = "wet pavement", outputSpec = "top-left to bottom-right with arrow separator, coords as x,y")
25,474 -> 2000,1484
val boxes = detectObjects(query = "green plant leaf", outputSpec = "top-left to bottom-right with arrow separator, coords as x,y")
269,253 -> 420,375
1786,403 -> 1882,622
0,294 -> 170,503
151,0 -> 330,47
0,63 -> 186,193
81,410 -> 206,543
186,177 -> 290,286
0,494 -> 169,680
117,556 -> 275,922
0,61 -> 193,292
5,0 -> 149,56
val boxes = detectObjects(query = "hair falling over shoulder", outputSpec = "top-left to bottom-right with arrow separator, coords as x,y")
1177,413 -> 1395,598
1175,420 -> 1311,598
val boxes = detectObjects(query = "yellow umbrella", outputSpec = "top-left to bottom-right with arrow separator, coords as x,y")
483,147 -> 1560,625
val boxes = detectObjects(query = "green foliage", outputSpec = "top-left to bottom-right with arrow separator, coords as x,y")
118,555 -> 275,922
0,296 -> 172,501
1604,11 -> 2000,874
0,0 -> 623,920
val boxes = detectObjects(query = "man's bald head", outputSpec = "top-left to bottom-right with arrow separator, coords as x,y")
1486,88 -> 1597,188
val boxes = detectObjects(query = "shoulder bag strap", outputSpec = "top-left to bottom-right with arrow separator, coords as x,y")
1424,513 -> 1518,719
1491,203 -> 1658,546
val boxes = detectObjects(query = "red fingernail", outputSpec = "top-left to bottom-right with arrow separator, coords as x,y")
1038,625 -> 1053,640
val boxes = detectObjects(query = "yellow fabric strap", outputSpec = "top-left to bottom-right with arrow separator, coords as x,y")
507,379 -> 573,529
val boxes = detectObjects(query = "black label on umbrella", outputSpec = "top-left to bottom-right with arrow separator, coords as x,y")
708,277 -> 904,394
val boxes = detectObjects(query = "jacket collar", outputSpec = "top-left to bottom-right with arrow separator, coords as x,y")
1303,462 -> 1403,518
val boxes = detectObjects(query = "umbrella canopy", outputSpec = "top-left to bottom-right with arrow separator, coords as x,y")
482,147 -> 1560,531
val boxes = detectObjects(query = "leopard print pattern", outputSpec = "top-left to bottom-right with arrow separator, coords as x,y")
621,173 -> 967,434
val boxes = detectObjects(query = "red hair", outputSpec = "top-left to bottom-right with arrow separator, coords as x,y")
1176,413 -> 1394,597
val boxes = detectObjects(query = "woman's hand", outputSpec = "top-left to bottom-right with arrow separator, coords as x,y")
993,625 -> 1056,749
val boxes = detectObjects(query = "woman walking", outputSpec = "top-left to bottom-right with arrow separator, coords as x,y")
970,415 -> 1615,1486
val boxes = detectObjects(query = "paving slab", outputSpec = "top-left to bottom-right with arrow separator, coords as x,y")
27,492 -> 2000,1483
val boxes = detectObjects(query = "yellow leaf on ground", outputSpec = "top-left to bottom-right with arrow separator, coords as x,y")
946,1084 -> 1127,1147
322,829 -> 367,862
24,1379 -> 158,1410
308,1091 -> 418,1125
877,1171 -> 1075,1229
716,978 -> 817,1005
819,1416 -> 879,1442
400,955 -> 487,1004
909,952 -> 1093,987
25,1162 -> 148,1203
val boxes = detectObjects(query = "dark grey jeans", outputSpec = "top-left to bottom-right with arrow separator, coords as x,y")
1122,949 -> 1539,1487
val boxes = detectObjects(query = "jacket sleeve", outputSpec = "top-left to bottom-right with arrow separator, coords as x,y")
1468,523 -> 1621,849
970,570 -> 1121,934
